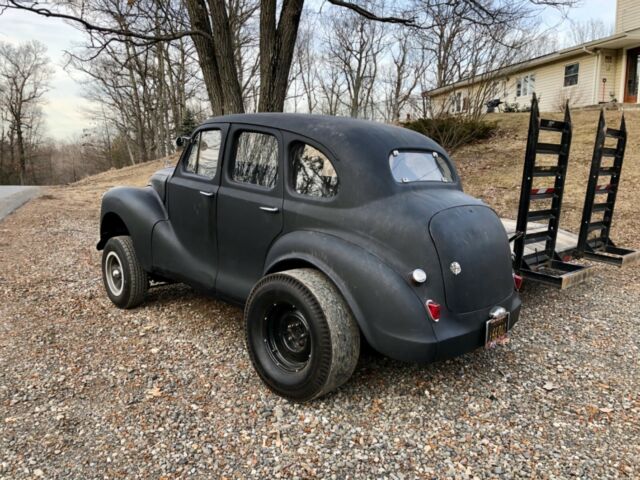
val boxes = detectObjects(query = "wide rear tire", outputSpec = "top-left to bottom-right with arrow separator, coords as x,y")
244,268 -> 360,402
101,236 -> 148,309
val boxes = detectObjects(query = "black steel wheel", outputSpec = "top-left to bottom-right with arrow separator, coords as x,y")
101,235 -> 148,309
264,303 -> 312,372
245,268 -> 360,402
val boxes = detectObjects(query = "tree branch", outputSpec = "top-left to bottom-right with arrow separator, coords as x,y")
326,0 -> 419,27
0,1 -> 212,44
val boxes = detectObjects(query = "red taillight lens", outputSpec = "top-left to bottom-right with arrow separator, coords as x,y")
426,300 -> 441,322
513,273 -> 523,291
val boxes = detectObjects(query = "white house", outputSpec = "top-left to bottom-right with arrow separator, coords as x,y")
423,0 -> 640,113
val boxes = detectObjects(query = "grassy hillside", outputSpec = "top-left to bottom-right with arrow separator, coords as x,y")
456,109 -> 639,247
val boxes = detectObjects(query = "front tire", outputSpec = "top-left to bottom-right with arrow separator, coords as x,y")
245,268 -> 360,402
101,236 -> 148,309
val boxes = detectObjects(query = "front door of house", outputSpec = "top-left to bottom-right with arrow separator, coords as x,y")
624,48 -> 640,103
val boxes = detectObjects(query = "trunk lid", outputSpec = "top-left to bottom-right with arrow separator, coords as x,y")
429,205 -> 513,314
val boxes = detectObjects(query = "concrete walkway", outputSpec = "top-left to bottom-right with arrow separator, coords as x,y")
0,186 -> 41,222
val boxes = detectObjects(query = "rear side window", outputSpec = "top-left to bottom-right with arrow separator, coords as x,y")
291,143 -> 338,198
233,131 -> 279,188
389,150 -> 454,183
183,129 -> 221,179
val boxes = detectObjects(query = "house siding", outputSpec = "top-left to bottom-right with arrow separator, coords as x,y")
429,52 -> 601,114
616,0 -> 640,33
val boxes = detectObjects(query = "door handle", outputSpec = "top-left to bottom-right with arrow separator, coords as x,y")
199,191 -> 215,197
259,206 -> 280,213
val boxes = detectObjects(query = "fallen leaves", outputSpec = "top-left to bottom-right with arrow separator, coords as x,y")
145,386 -> 162,399
542,382 -> 560,392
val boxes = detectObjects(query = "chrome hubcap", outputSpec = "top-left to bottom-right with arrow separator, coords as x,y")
105,251 -> 124,296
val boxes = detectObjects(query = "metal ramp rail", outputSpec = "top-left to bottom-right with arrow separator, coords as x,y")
574,110 -> 640,266
512,94 -> 593,289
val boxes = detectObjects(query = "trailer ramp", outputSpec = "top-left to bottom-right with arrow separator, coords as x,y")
512,94 -> 593,289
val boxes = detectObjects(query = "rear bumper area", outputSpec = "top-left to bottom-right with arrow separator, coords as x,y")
375,292 -> 521,364
434,299 -> 521,362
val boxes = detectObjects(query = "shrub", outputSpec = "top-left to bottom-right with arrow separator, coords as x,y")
402,116 -> 498,152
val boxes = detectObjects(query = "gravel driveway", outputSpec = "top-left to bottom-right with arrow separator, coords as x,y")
0,162 -> 638,479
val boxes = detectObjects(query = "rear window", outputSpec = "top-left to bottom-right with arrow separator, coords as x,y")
389,150 -> 454,183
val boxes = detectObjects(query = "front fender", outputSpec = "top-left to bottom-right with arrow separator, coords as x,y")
264,231 -> 438,363
98,186 -> 168,270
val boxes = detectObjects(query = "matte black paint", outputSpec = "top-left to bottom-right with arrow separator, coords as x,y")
98,114 -> 521,363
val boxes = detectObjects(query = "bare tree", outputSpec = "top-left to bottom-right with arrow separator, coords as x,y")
382,27 -> 429,122
0,40 -> 53,185
0,0 -> 575,116
566,19 -> 613,47
290,19 -> 320,113
324,8 -> 386,119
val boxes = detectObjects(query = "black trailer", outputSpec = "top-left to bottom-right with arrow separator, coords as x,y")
509,94 -> 638,289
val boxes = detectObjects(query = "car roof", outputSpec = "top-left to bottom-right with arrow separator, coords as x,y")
202,113 -> 445,160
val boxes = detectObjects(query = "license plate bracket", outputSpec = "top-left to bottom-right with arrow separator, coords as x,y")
485,313 -> 509,349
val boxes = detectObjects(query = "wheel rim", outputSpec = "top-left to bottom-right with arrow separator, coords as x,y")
264,302 -> 312,372
105,251 -> 124,296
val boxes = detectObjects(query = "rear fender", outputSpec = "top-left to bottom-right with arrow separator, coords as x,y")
264,231 -> 438,363
97,186 -> 168,270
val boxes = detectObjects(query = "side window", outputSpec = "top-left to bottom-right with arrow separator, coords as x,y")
198,130 -> 221,178
291,143 -> 339,198
232,131 -> 279,188
185,133 -> 200,174
182,129 -> 221,179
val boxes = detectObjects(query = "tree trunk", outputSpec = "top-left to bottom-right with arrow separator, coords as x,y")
258,0 -> 304,112
208,0 -> 245,113
16,123 -> 26,185
185,0 -> 226,115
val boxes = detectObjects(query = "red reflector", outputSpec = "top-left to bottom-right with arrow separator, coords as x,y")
513,273 -> 523,291
426,300 -> 441,322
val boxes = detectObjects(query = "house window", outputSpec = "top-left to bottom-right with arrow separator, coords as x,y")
453,92 -> 463,113
604,55 -> 613,72
564,63 -> 579,87
516,74 -> 536,97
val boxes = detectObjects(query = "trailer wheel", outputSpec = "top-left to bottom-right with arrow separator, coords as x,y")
245,268 -> 360,402
101,235 -> 148,309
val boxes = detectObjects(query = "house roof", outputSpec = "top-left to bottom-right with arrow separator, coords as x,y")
423,27 -> 640,97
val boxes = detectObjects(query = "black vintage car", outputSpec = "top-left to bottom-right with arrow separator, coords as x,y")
97,114 -> 521,401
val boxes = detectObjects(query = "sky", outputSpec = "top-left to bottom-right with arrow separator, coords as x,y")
0,0 -> 617,141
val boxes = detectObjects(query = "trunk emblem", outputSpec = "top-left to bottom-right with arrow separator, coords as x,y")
450,262 -> 462,275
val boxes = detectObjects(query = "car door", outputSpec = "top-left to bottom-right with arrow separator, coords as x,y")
216,124 -> 284,301
156,125 -> 227,289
